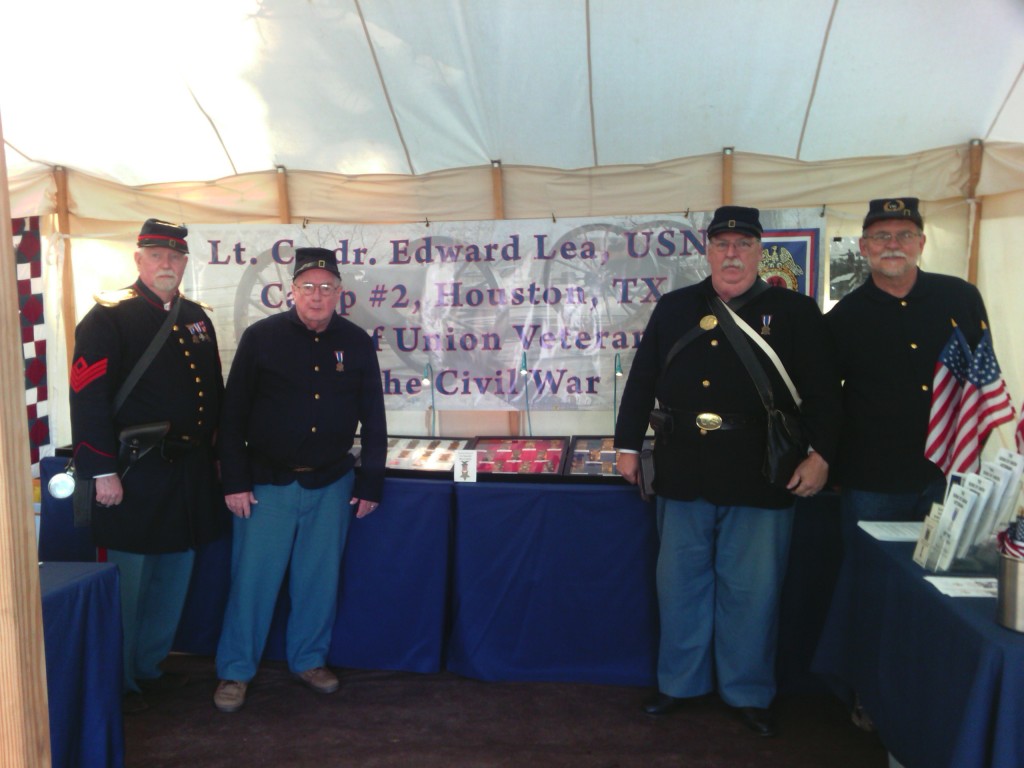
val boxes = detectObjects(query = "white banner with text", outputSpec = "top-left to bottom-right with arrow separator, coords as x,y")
186,209 -> 822,412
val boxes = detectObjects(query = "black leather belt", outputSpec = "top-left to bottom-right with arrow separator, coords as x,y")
685,411 -> 756,431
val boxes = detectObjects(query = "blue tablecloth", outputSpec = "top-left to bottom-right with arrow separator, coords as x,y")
850,531 -> 1024,768
174,477 -> 453,674
447,482 -> 660,684
40,561 -> 124,768
446,484 -> 843,690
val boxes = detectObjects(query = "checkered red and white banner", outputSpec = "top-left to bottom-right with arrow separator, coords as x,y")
13,216 -> 51,476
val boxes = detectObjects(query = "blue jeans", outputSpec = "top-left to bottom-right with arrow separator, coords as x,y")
655,497 -> 794,708
216,472 -> 354,682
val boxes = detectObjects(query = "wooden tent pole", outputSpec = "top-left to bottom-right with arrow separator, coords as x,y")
0,112 -> 52,768
965,139 -> 983,287
491,159 -> 520,435
275,165 -> 292,224
54,167 -> 76,373
722,147 -> 734,205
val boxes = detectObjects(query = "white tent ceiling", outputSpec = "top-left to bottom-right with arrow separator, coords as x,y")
3,0 -> 1024,187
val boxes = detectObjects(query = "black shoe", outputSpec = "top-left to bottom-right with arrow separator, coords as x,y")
137,672 -> 190,693
122,691 -> 149,715
642,692 -> 687,715
736,706 -> 777,737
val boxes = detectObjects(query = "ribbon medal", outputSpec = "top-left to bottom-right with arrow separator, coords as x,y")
760,315 -> 772,336
335,351 -> 345,372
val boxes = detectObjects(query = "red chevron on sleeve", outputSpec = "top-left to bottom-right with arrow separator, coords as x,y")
70,356 -> 108,392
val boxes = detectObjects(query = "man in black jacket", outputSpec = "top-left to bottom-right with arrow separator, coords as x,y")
814,197 -> 989,727
213,247 -> 387,713
615,206 -> 841,736
70,219 -> 226,712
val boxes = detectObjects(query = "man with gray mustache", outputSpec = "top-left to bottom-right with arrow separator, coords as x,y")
814,198 -> 989,727
615,205 -> 841,737
69,218 -> 227,713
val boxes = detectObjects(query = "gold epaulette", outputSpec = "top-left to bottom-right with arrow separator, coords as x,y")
93,287 -> 137,307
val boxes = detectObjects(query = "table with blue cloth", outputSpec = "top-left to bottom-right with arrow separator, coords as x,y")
447,481 -> 661,684
446,482 -> 842,690
39,455 -> 841,690
40,561 -> 125,768
849,529 -> 1024,768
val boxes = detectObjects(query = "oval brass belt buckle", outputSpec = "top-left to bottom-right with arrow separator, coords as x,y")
695,412 -> 723,431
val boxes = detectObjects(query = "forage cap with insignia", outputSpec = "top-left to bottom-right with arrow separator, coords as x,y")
294,247 -> 341,279
862,198 -> 923,230
707,206 -> 763,239
138,218 -> 189,254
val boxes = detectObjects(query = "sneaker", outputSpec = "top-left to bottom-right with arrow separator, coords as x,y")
214,680 -> 248,713
296,666 -> 339,694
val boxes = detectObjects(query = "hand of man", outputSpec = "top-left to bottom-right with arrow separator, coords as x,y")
351,497 -> 379,519
225,491 -> 257,519
94,474 -> 124,507
786,451 -> 829,497
616,451 -> 640,485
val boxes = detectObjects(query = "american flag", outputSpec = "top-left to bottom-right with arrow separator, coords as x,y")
949,328 -> 1016,474
924,327 -> 972,474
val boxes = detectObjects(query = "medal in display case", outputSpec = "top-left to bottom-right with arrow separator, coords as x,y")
383,435 -> 472,477
467,436 -> 569,481
564,436 -> 653,482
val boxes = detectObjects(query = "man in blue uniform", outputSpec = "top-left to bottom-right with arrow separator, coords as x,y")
813,197 -> 989,726
70,218 -> 226,713
213,247 -> 387,713
827,197 -> 987,519
614,206 -> 841,737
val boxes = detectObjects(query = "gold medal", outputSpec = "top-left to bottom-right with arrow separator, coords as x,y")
699,315 -> 718,331
337,363 -> 344,372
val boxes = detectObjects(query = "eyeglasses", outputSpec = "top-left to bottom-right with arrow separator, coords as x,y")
709,238 -> 758,253
295,282 -> 340,296
863,231 -> 922,244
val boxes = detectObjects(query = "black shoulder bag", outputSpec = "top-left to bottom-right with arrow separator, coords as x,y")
709,294 -> 807,489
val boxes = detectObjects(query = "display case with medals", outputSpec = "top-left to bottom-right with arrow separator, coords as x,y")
466,436 -> 569,481
563,436 -> 654,482
382,435 -> 472,477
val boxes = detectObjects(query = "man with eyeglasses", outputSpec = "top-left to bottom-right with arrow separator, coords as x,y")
69,219 -> 227,713
213,246 -> 387,713
814,197 -> 988,726
614,206 -> 841,737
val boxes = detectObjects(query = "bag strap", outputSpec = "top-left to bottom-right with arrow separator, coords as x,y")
717,298 -> 803,408
113,296 -> 182,415
710,296 -> 776,413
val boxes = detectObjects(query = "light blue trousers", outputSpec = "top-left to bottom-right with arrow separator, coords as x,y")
216,473 -> 354,682
655,497 -> 794,708
107,548 -> 196,693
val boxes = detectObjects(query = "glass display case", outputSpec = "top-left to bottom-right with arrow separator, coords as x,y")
467,436 -> 569,479
383,436 -> 471,476
564,435 -> 654,481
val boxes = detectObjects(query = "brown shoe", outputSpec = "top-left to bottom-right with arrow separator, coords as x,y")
296,666 -> 339,694
213,680 -> 248,713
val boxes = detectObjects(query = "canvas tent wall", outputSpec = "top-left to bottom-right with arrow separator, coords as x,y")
2,0 -> 1024,451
